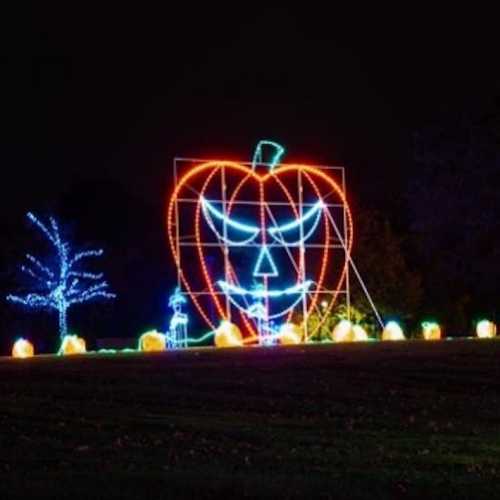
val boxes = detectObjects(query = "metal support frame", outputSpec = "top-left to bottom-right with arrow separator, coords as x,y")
171,156 -> 381,345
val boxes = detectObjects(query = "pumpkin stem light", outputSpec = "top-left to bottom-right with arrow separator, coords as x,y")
251,140 -> 285,171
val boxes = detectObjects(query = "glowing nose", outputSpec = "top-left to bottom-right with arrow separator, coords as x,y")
253,245 -> 278,277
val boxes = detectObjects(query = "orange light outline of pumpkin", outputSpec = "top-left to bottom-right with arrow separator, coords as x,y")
167,161 -> 353,343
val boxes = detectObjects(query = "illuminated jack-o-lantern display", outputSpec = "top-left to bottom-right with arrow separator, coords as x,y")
59,335 -> 86,355
214,321 -> 243,348
382,321 -> 405,341
422,322 -> 441,340
138,330 -> 166,352
168,141 -> 353,346
476,320 -> 497,339
279,323 -> 303,345
12,338 -> 34,358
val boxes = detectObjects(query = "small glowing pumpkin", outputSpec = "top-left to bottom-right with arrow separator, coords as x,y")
138,330 -> 166,352
279,323 -> 303,345
12,338 -> 34,358
476,320 -> 497,339
214,321 -> 243,348
59,335 -> 86,355
422,322 -> 441,340
332,319 -> 352,342
382,321 -> 405,341
352,324 -> 368,341
332,320 -> 368,342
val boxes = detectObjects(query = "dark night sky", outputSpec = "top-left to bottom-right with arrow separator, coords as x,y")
1,6 -> 499,348
2,9 -> 498,187
3,7 -> 498,207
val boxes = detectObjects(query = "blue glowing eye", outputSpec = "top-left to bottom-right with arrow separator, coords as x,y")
200,197 -> 260,245
267,200 -> 324,246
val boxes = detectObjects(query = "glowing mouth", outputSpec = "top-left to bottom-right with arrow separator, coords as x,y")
217,280 -> 313,320
217,280 -> 312,298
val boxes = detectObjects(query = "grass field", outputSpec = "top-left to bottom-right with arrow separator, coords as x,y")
1,339 -> 500,499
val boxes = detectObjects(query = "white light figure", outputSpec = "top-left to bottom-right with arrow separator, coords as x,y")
6,212 -> 115,338
245,283 -> 277,346
168,287 -> 188,349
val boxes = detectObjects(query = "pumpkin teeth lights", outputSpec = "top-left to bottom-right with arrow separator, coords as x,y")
12,338 -> 34,358
476,320 -> 497,339
168,140 -> 357,346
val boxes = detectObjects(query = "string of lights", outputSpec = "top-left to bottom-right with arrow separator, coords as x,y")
7,213 -> 115,338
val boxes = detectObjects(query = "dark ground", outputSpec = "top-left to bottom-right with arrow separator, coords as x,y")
1,339 -> 500,499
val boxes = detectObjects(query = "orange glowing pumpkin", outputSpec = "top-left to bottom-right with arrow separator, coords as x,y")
214,321 -> 243,348
12,338 -> 34,358
138,330 -> 166,352
279,323 -> 303,345
59,335 -> 86,355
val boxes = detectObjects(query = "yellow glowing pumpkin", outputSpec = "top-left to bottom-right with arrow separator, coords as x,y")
12,338 -> 34,358
476,320 -> 497,339
332,320 -> 368,342
352,324 -> 368,341
332,319 -> 352,342
138,330 -> 166,352
214,321 -> 243,348
422,322 -> 441,340
279,323 -> 303,345
382,321 -> 405,341
59,335 -> 86,355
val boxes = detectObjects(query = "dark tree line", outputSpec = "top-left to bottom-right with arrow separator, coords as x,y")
340,102 -> 500,336
406,103 -> 500,333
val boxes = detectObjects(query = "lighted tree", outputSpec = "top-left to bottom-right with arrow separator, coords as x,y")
7,212 -> 116,338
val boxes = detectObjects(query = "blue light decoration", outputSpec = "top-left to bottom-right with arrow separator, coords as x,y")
200,196 -> 260,246
6,212 -> 115,338
253,245 -> 279,277
217,281 -> 313,302
268,200 -> 324,246
200,197 -> 324,248
167,287 -> 188,348
251,139 -> 285,171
